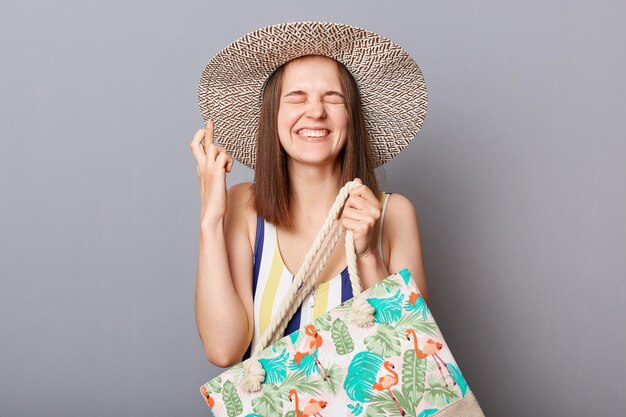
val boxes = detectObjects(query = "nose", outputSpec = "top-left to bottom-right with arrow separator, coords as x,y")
305,99 -> 326,119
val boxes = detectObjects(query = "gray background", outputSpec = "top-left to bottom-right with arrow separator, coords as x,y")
1,1 -> 624,416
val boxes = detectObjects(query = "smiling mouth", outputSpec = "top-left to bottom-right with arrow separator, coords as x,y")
296,129 -> 331,141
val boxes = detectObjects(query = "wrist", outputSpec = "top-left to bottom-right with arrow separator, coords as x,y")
356,249 -> 381,267
200,216 -> 224,232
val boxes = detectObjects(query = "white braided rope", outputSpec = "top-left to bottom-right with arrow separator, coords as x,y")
240,180 -> 375,392
266,221 -> 345,345
255,180 -> 361,353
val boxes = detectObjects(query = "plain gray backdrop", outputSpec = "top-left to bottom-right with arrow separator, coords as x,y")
1,1 -> 625,416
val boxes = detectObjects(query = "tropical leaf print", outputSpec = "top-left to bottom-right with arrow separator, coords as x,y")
258,348 -> 290,384
364,323 -> 402,357
393,389 -> 414,415
222,361 -> 245,382
426,355 -> 459,391
222,380 -> 243,417
395,311 -> 440,337
364,404 -> 385,417
425,374 -> 460,408
287,349 -> 319,378
344,351 -> 385,402
366,275 -> 404,297
368,289 -> 405,325
404,293 -> 430,319
398,268 -> 412,285
325,363 -> 343,396
206,376 -> 222,394
199,267 -> 475,416
348,402 -> 364,416
251,384 -> 283,417
446,363 -> 468,397
271,338 -> 288,353
314,313 -> 332,331
288,329 -> 300,345
279,368 -> 323,397
366,389 -> 412,417
331,318 -> 354,355
385,275 -> 405,290
401,347 -> 427,409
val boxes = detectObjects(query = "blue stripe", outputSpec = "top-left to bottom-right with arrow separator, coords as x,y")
242,214 -> 265,361
252,214 -> 264,296
284,275 -> 303,336
340,266 -> 353,302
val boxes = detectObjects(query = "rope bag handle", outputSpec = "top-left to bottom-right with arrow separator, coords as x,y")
240,179 -> 376,392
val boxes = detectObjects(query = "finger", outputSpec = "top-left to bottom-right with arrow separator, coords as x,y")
350,184 -> 377,203
190,128 -> 209,162
214,146 -> 234,169
203,120 -> 215,146
215,152 -> 230,171
216,146 -> 234,165
341,216 -> 371,238
205,144 -> 220,163
342,206 -> 375,224
346,194 -> 380,215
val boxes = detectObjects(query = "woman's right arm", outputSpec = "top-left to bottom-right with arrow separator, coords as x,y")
190,122 -> 254,368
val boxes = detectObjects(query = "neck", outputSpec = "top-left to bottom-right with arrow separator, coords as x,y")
287,159 -> 344,226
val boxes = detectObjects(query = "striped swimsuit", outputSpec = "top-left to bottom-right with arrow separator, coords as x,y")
242,191 -> 392,360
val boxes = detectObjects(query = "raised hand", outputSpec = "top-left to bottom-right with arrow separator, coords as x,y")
189,120 -> 234,223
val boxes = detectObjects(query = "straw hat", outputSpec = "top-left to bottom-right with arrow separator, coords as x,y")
198,21 -> 427,170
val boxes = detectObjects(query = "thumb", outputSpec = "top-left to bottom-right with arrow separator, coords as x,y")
354,177 -> 362,184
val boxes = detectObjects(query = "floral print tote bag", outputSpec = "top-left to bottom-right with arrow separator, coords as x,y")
199,181 -> 485,417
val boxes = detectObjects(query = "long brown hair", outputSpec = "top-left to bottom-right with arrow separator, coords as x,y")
251,55 -> 384,230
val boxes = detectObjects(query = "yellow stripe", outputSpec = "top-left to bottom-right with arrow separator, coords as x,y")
312,281 -> 330,320
375,192 -> 386,247
259,241 -> 286,336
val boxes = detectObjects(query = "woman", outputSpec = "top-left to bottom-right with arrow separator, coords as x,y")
191,23 -> 429,369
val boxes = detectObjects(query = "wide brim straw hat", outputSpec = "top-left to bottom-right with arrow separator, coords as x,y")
198,21 -> 427,171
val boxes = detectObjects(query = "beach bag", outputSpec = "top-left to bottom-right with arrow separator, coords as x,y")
199,180 -> 485,416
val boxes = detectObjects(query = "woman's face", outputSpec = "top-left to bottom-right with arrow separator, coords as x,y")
277,55 -> 349,167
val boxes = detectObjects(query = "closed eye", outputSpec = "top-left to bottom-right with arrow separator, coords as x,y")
282,90 -> 345,104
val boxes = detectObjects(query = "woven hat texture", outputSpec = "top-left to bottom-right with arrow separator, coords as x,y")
198,21 -> 428,170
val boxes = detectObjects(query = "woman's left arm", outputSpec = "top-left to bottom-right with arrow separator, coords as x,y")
343,180 -> 429,304
378,193 -> 430,306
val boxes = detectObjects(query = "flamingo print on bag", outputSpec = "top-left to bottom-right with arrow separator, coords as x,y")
409,291 -> 421,305
200,385 -> 215,408
288,389 -> 328,417
293,324 -> 330,380
406,329 -> 457,387
372,361 -> 406,416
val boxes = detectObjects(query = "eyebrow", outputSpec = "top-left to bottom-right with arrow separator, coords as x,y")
283,90 -> 345,98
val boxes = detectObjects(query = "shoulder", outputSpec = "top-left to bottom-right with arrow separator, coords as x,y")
382,192 -> 421,242
226,181 -> 257,249
381,191 -> 429,302
385,192 -> 418,219
227,181 -> 254,203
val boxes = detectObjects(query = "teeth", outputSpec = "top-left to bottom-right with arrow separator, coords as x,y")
298,129 -> 329,137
